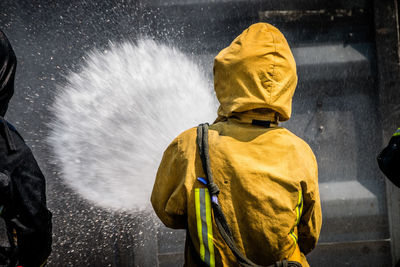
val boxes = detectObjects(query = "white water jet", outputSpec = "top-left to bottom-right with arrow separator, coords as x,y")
48,39 -> 217,211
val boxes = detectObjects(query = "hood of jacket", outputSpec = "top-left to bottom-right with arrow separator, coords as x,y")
213,23 -> 297,122
0,30 -> 16,117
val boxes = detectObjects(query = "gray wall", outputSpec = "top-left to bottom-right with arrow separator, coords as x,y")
0,0 -> 396,266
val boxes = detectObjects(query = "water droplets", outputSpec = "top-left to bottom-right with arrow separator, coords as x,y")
49,39 -> 217,211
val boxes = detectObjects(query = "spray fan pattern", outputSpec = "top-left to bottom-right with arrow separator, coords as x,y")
49,39 -> 217,211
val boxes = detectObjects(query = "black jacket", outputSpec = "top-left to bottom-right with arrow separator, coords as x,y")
0,30 -> 52,267
377,132 -> 400,188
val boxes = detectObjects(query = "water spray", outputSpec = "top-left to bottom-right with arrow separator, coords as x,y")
48,39 -> 217,212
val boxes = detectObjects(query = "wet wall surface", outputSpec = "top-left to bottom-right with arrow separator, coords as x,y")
0,0 -> 392,266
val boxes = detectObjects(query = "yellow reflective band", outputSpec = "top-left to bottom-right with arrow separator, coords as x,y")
295,189 -> 303,225
195,188 -> 205,261
40,259 -> 48,267
290,190 -> 302,247
300,193 -> 303,217
290,231 -> 298,245
195,188 -> 216,267
205,189 -> 215,267
393,128 -> 400,136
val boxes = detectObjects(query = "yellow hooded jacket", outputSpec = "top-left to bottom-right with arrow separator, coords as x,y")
151,23 -> 322,267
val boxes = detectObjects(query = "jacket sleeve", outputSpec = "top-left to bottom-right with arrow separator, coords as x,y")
11,147 -> 52,267
151,137 -> 187,229
298,153 -> 322,255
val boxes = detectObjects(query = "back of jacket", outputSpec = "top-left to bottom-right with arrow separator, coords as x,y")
152,120 -> 320,266
151,23 -> 322,267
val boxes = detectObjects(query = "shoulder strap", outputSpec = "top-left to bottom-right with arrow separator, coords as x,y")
196,123 -> 301,267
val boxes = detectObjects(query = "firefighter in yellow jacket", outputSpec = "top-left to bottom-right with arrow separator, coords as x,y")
151,23 -> 322,267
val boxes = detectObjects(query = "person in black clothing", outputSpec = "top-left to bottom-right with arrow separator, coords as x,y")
377,128 -> 400,188
378,131 -> 400,267
0,30 -> 52,267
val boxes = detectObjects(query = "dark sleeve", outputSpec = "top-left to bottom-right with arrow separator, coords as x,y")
11,147 -> 52,267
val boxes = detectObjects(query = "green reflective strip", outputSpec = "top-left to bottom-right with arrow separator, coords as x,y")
393,128 -> 400,136
291,190 -> 302,246
195,189 -> 205,260
205,190 -> 215,267
0,205 -> 3,216
295,190 -> 303,225
300,193 -> 304,217
40,259 -> 47,267
195,188 -> 215,267
200,189 -> 210,264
